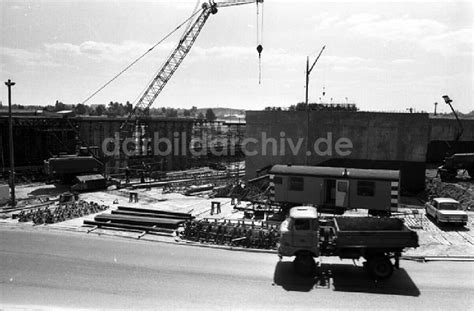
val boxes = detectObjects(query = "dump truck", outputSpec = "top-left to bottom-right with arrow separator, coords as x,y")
278,206 -> 419,280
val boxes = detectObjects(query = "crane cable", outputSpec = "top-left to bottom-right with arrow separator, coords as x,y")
80,8 -> 204,106
256,1 -> 263,84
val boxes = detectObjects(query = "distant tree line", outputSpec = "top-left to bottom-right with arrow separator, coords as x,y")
0,101 -> 220,121
262,102 -> 474,118
265,102 -> 358,112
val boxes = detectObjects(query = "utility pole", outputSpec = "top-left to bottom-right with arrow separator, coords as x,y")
5,79 -> 16,206
434,102 -> 438,116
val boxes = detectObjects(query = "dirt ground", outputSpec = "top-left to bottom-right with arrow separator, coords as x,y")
424,168 -> 473,211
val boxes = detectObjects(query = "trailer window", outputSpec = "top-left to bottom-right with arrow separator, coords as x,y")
337,181 -> 348,192
357,181 -> 375,197
294,219 -> 310,231
289,177 -> 304,191
273,176 -> 283,184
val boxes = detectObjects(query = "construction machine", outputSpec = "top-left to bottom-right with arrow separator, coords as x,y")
438,153 -> 474,181
437,95 -> 474,181
44,147 -> 104,183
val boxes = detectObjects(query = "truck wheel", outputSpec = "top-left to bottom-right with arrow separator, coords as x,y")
367,256 -> 394,280
293,254 -> 316,276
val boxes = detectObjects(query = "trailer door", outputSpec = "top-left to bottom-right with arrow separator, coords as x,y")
335,180 -> 349,207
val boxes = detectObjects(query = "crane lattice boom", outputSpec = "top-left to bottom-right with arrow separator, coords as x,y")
133,3 -> 214,116
121,0 -> 262,130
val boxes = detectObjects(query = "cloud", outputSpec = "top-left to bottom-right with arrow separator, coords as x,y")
342,13 -> 380,26
2,47 -> 43,62
44,40 -> 163,63
391,58 -> 415,65
313,12 -> 341,30
1,40 -> 171,72
192,45 -> 254,58
1,46 -> 60,68
313,12 -> 469,57
44,43 -> 80,55
174,0 -> 202,11
350,17 -> 447,42
10,4 -> 23,10
420,28 -> 472,56
325,55 -> 373,66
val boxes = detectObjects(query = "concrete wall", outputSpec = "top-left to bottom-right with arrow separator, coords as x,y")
429,118 -> 474,141
245,111 -> 430,192
427,118 -> 474,162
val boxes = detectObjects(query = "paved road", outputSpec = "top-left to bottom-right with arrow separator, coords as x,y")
1,229 -> 473,310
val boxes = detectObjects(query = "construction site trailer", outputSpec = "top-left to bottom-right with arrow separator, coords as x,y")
269,165 -> 400,215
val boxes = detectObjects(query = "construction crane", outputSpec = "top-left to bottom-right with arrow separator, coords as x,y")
442,95 -> 463,145
305,45 -> 326,107
120,0 -> 264,131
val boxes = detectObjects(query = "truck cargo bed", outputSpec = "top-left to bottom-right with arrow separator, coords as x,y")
333,217 -> 419,249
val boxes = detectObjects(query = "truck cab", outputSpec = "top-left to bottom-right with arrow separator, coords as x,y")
279,206 -> 320,258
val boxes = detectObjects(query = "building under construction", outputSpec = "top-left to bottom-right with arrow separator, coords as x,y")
0,110 -> 247,179
0,112 -> 193,177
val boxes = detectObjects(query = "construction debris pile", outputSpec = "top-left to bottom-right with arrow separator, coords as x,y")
180,219 -> 280,249
159,178 -> 238,196
159,175 -> 271,203
134,166 -> 245,191
426,178 -> 474,211
13,200 -> 109,224
211,177 -> 271,201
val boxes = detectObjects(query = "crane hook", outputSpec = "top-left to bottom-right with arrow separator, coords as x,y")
256,45 -> 263,84
256,44 -> 263,58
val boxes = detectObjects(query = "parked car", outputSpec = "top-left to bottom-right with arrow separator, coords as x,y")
425,198 -> 468,226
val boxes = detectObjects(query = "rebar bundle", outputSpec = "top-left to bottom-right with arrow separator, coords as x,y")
14,200 -> 109,225
181,219 -> 280,250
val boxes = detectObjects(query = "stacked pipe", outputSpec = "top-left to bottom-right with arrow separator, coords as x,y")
13,200 -> 108,225
181,219 -> 280,249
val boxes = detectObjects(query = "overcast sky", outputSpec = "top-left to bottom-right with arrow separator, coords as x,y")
1,0 -> 472,113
